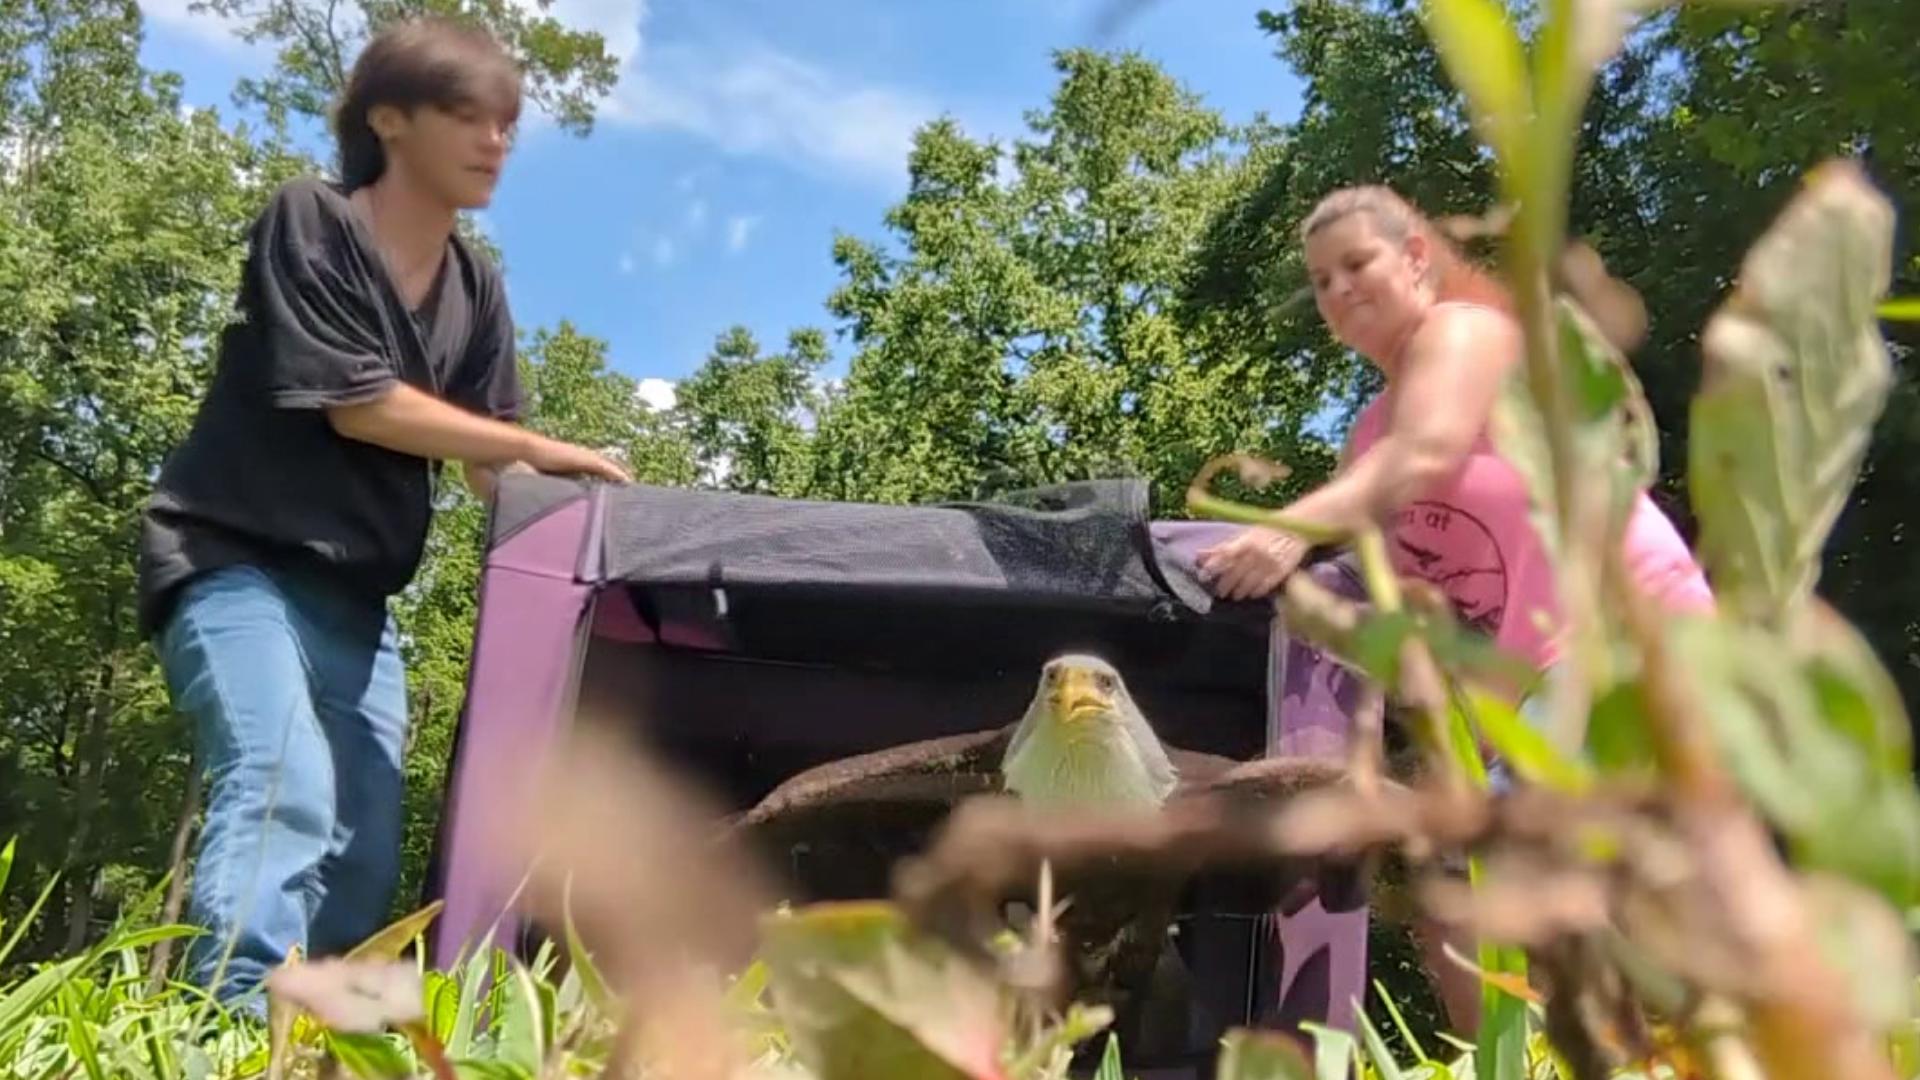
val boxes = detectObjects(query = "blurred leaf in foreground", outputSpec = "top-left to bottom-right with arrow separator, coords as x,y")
1214,1027 -> 1317,1079
1689,159 -> 1896,626
759,901 -> 1015,1080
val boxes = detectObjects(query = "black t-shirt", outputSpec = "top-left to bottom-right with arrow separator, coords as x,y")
135,177 -> 523,637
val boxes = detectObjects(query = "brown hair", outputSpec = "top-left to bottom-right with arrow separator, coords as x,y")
333,18 -> 523,190
1299,185 -> 1513,312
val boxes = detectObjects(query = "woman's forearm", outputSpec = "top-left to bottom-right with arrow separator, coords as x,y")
1280,436 -> 1448,535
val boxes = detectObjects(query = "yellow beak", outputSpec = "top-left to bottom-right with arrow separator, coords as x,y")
1052,667 -> 1113,723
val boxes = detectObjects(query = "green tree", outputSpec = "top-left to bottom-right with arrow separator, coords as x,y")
808,50 -> 1337,511
193,0 -> 619,134
674,326 -> 827,496
0,0 -> 304,953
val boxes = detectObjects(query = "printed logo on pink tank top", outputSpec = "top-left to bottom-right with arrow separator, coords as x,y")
1345,390 -> 1711,670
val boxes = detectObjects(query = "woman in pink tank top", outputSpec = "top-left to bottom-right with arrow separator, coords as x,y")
1196,184 -> 1711,684
1194,183 -> 1712,1036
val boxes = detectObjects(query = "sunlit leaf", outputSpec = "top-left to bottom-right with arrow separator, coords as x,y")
1584,680 -> 1656,774
424,971 -> 459,1046
560,879 -> 614,1014
1215,1028 -> 1316,1079
1789,599 -> 1913,776
1460,687 -> 1593,792
1420,0 -> 1534,169
1674,615 -> 1920,906
495,964 -> 544,1074
344,902 -> 444,964
1355,1007 -> 1410,1080
59,981 -> 105,1080
1295,1023 -> 1359,1080
1688,159 -> 1896,625
724,958 -> 769,1012
98,926 -> 201,955
1,873 -> 60,971
0,959 -> 86,1045
326,1031 -> 413,1078
759,901 -> 1011,1080
447,946 -> 493,1057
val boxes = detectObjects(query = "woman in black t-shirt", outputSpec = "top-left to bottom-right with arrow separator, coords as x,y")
136,18 -> 628,1011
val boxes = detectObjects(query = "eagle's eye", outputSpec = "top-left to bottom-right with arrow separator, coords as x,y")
1095,672 -> 1116,693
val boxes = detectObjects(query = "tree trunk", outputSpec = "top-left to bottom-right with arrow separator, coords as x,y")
61,654 -> 119,955
147,756 -> 202,994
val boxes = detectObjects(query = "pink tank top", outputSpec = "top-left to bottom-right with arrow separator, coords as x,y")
1343,304 -> 1713,669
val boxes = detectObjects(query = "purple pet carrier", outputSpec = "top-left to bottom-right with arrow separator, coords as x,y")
423,474 -> 1373,1073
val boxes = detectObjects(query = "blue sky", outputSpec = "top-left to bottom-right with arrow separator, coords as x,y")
134,0 -> 1305,408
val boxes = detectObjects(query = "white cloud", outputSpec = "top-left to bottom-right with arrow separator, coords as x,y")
686,198 -> 708,229
146,0 -> 948,192
635,377 -> 677,411
725,215 -> 761,254
617,252 -> 637,274
651,235 -> 676,267
614,44 -> 933,192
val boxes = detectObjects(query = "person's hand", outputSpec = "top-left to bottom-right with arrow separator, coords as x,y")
1194,526 -> 1310,601
526,435 -> 633,485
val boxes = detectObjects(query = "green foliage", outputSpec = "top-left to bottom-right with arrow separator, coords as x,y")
675,326 -> 827,495
0,857 -> 1581,1080
189,0 -> 619,136
803,51 -> 1338,511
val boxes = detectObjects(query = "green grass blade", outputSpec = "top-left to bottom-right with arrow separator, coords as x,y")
1461,689 -> 1592,793
1354,1002 -> 1409,1080
60,979 -> 108,1080
1878,298 -> 1920,321
0,959 -> 85,1040
1093,1033 -> 1125,1080
0,872 -> 61,969
1473,943 -> 1530,1080
101,925 -> 203,955
425,970 -> 460,1045
1369,978 -> 1429,1064
447,945 -> 491,1057
560,878 -> 613,1013
496,961 -> 545,1073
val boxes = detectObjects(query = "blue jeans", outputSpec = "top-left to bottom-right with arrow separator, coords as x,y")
156,564 -> 409,1012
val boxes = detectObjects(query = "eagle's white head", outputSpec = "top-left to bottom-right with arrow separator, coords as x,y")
1000,653 -> 1178,810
